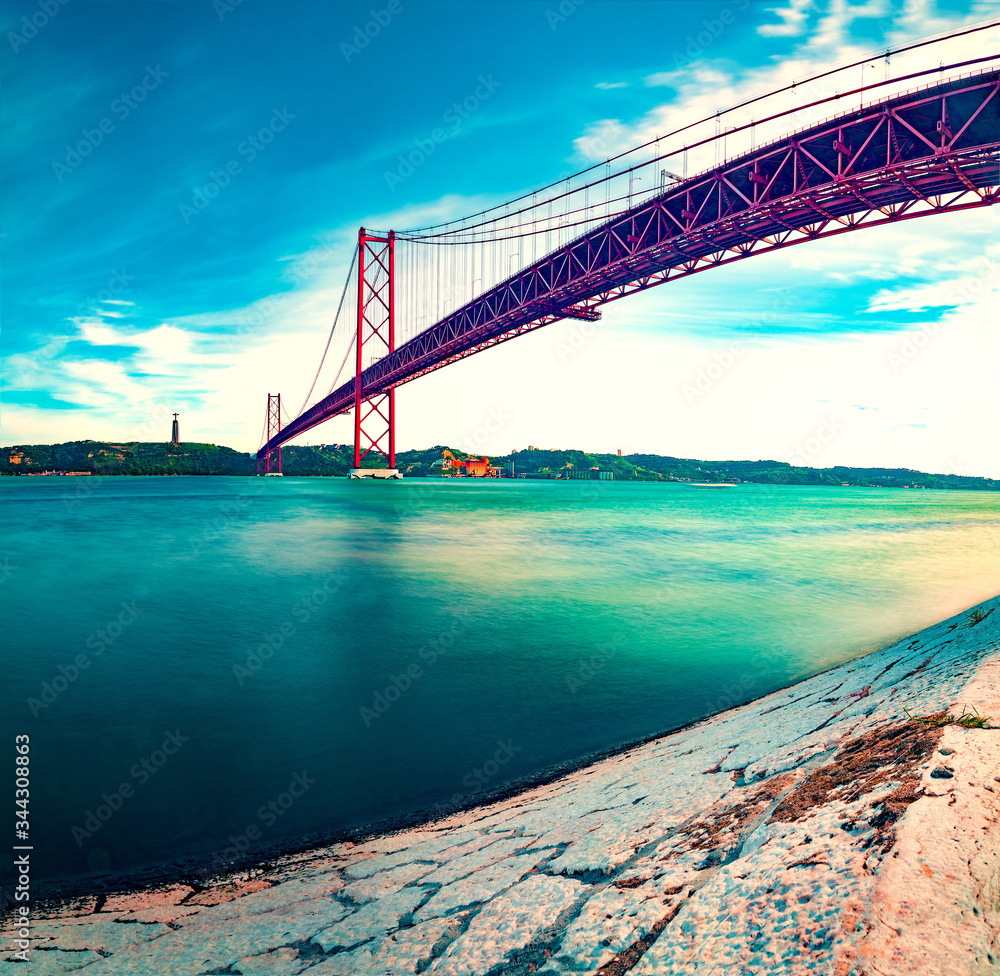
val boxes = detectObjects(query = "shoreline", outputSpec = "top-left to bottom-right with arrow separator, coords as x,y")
4,472 -> 1000,491
18,634 -> 905,907
4,596 -> 999,973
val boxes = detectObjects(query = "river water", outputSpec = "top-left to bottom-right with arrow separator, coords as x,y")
2,476 -> 998,886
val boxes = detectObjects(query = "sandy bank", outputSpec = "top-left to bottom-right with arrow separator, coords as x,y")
3,597 -> 999,975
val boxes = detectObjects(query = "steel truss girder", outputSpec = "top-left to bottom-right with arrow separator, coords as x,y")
261,71 -> 1000,456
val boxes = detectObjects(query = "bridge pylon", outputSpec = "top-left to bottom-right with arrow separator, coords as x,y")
351,227 -> 399,478
259,393 -> 283,475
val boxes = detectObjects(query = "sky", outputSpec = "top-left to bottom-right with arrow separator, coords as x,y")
3,0 -> 1000,476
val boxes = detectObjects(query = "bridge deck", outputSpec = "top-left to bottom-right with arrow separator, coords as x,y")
261,70 -> 1000,457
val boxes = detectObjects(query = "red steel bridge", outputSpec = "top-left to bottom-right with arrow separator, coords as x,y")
257,38 -> 1000,474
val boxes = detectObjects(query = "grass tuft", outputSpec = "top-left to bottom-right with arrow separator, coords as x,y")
903,704 -> 991,729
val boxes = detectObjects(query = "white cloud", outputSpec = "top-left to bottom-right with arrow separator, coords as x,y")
757,0 -> 816,38
574,3 -> 1000,171
596,81 -> 629,90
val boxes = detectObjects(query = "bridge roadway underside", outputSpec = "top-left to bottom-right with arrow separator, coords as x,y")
261,70 -> 1000,457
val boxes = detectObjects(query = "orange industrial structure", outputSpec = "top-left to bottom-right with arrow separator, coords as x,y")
442,449 -> 497,477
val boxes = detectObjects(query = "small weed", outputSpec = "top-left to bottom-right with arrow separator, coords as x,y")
955,705 -> 992,729
968,608 -> 987,626
903,704 -> 991,729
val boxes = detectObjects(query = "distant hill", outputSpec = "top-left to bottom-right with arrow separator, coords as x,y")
483,449 -> 1000,490
0,440 -> 255,476
2,441 -> 997,491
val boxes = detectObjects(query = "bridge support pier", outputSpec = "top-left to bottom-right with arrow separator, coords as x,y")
352,228 -> 399,478
258,393 -> 283,476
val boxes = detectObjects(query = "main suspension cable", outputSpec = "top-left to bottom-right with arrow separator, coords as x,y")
297,241 -> 359,415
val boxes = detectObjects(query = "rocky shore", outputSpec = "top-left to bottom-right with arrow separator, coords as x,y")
4,597 -> 999,975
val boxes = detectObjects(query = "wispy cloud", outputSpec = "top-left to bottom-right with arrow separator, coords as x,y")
757,0 -> 816,38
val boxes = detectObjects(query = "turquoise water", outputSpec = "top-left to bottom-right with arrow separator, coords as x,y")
2,477 -> 998,886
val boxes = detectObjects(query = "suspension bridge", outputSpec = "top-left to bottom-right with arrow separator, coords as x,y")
257,28 -> 1000,477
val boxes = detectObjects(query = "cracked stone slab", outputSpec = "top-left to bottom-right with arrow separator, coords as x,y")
541,882 -> 678,974
430,873 -> 584,976
306,915 -> 466,976
313,884 -> 427,951
413,851 -> 551,922
234,944 -> 315,976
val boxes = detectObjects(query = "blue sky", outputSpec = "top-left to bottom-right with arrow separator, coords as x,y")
3,0 -> 1000,475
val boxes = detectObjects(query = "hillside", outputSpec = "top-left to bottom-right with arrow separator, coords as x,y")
0,440 -> 255,476
2,441 -> 998,490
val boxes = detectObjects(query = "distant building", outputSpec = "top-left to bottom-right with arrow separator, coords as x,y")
617,449 -> 622,457
466,457 -> 491,477
439,450 -> 499,477
171,413 -> 180,444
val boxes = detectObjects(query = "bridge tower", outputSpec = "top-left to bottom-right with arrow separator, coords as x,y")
351,227 -> 397,476
259,393 -> 283,475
